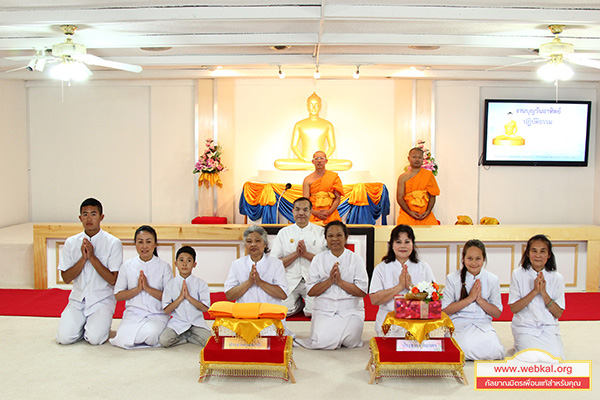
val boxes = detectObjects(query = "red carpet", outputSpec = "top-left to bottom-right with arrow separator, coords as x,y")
0,289 -> 599,321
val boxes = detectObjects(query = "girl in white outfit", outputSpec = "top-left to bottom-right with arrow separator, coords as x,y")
110,225 -> 173,349
509,234 -> 565,359
442,239 -> 505,360
369,224 -> 435,336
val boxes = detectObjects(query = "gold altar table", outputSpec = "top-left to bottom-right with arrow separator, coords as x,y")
367,312 -> 467,385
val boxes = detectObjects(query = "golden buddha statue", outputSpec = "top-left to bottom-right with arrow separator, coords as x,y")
274,92 -> 352,171
492,112 -> 525,146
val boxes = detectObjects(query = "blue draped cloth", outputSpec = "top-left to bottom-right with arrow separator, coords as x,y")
239,184 -> 389,225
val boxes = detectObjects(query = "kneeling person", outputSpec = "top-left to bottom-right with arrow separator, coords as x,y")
56,198 -> 123,345
271,197 -> 326,317
160,246 -> 211,347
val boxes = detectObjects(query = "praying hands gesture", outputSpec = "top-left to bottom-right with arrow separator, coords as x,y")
80,238 -> 94,260
65,237 -> 117,286
225,263 -> 286,301
309,262 -> 366,298
369,263 -> 413,306
467,279 -> 482,303
329,262 -> 341,284
137,270 -> 163,301
533,271 -> 547,296
115,269 -> 162,302
398,264 -> 412,291
163,280 -> 209,314
296,239 -> 307,258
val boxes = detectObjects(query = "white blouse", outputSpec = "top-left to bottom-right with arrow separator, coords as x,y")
224,254 -> 288,304
307,249 -> 369,317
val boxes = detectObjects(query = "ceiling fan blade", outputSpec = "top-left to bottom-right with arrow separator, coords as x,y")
509,54 -> 544,59
5,65 -> 30,73
568,58 -> 600,70
5,55 -> 56,61
486,58 -> 545,71
74,54 -> 142,73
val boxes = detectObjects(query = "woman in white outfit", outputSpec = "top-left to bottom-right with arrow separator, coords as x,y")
442,239 -> 505,360
224,225 -> 288,306
509,234 -> 565,359
297,221 -> 368,350
369,224 -> 435,336
110,225 -> 173,349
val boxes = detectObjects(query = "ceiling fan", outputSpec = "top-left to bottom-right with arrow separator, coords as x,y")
5,25 -> 142,79
490,25 -> 600,80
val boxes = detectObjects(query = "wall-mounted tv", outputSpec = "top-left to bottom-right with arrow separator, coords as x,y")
482,99 -> 591,166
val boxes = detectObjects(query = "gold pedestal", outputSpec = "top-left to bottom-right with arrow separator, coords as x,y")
492,136 -> 525,146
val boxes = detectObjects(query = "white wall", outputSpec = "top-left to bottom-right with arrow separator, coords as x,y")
435,81 -> 598,225
224,79 -> 397,223
27,81 -> 196,224
479,84 -> 596,224
435,82 -> 481,224
0,81 -> 29,228
7,78 -> 598,226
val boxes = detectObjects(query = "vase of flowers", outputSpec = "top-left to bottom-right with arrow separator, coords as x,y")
194,138 -> 226,188
405,281 -> 443,302
395,281 -> 443,319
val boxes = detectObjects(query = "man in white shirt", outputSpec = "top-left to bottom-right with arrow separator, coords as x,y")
56,198 -> 123,345
271,197 -> 326,317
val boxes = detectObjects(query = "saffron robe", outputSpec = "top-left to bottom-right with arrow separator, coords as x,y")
309,170 -> 344,226
397,168 -> 440,225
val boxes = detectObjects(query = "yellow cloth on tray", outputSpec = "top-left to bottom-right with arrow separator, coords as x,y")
208,301 -> 287,320
233,303 -> 261,319
381,311 -> 454,343
213,318 -> 285,343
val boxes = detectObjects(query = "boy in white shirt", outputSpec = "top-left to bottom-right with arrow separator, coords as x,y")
159,246 -> 211,347
57,198 -> 123,345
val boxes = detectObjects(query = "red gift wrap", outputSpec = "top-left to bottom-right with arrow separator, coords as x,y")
395,296 -> 441,319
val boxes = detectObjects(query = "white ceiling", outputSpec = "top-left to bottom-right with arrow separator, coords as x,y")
2,0 -> 600,81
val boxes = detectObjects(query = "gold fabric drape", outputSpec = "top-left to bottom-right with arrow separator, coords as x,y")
381,311 -> 454,343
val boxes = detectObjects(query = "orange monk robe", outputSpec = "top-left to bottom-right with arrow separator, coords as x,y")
309,170 -> 344,226
397,168 -> 440,226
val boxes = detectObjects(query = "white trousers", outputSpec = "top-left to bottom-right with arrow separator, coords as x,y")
454,323 -> 505,360
512,327 -> 565,359
297,312 -> 364,350
283,279 -> 313,316
56,303 -> 113,345
110,316 -> 168,349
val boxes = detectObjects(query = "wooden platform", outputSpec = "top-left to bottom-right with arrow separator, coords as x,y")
31,223 -> 600,292
0,223 -> 597,291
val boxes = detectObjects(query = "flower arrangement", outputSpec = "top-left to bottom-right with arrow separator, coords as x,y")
407,139 -> 438,176
194,138 -> 226,188
407,281 -> 443,302
194,138 -> 226,174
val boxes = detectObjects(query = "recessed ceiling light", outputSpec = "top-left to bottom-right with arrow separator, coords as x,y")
270,45 -> 291,51
408,45 -> 440,51
140,47 -> 172,52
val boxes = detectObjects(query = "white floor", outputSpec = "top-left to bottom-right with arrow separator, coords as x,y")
0,318 -> 597,399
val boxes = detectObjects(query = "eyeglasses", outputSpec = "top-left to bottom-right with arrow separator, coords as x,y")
313,157 -> 326,161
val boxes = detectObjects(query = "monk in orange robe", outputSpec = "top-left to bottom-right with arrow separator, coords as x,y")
396,147 -> 440,225
302,151 -> 344,226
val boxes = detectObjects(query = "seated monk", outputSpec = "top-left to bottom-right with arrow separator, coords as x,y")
396,147 -> 440,225
274,92 -> 352,171
302,151 -> 344,226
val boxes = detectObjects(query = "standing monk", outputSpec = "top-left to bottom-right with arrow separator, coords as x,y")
396,147 -> 440,225
303,151 -> 344,226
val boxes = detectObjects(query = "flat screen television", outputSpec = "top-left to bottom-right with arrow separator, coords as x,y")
482,99 -> 591,166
